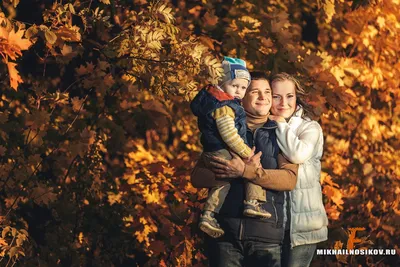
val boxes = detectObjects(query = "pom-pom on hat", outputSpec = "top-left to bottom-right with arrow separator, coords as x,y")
219,56 -> 251,86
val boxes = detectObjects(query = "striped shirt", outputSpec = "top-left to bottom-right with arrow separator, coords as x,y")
212,106 -> 252,158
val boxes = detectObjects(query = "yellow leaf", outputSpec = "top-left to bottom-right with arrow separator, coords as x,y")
0,237 -> 8,246
56,25 -> 81,42
203,11 -> 219,26
7,27 -> 32,50
61,44 -> 73,56
2,227 -> 10,238
66,3 -> 76,14
8,247 -> 18,258
363,163 -> 373,175
25,25 -> 39,39
198,35 -> 215,50
366,201 -> 374,213
107,192 -> 122,205
44,30 -> 57,45
8,0 -> 20,8
78,232 -> 84,243
71,97 -> 85,112
376,16 -> 385,28
143,186 -> 161,204
239,16 -> 261,28
323,0 -> 335,23
188,6 -> 202,16
11,227 -> 16,237
6,61 -> 23,90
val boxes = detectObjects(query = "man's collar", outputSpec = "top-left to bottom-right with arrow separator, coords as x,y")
263,119 -> 278,129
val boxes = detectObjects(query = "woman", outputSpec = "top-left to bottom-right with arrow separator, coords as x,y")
269,72 -> 328,267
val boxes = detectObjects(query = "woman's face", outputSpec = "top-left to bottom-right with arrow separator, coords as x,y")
271,80 -> 297,119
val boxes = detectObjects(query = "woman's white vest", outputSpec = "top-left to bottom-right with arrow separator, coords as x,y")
276,107 -> 328,247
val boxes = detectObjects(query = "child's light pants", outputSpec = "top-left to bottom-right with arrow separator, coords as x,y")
202,149 -> 267,213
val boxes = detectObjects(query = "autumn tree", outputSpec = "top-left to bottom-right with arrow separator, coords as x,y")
0,0 -> 219,265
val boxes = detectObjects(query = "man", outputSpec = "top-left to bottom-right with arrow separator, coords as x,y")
191,72 -> 298,267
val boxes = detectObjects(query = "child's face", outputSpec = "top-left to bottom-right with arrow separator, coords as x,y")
221,78 -> 249,99
271,80 -> 297,119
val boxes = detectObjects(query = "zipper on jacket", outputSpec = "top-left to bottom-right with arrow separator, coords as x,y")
252,128 -> 259,146
271,196 -> 278,225
239,219 -> 244,240
252,125 -> 277,145
289,191 -> 294,249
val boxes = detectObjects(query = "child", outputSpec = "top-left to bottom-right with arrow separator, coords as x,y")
269,73 -> 328,267
190,57 -> 271,238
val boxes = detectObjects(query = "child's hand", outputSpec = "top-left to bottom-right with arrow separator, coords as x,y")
244,147 -> 255,162
269,115 -> 286,123
247,151 -> 262,168
244,146 -> 256,161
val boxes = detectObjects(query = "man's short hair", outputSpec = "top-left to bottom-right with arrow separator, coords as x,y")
249,71 -> 269,81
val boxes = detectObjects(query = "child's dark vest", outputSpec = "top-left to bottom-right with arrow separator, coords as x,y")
215,120 -> 286,244
190,85 -> 248,152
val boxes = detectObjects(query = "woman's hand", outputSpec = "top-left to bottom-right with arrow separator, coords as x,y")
269,115 -> 286,123
209,152 -> 245,179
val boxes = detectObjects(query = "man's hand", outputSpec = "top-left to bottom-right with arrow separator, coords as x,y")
209,152 -> 245,179
269,115 -> 286,123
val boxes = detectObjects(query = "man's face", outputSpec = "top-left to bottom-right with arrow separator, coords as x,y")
242,79 -> 272,116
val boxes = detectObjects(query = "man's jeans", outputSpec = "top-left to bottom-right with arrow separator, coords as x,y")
206,238 -> 281,267
281,231 -> 316,267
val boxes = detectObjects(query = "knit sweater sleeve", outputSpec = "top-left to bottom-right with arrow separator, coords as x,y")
190,157 -> 228,188
212,106 -> 252,158
276,120 -> 322,164
190,153 -> 298,190
242,154 -> 298,190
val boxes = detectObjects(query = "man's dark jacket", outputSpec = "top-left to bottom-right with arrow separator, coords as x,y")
215,120 -> 285,244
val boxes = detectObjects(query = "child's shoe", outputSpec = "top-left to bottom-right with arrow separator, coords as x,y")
199,212 -> 224,238
243,200 -> 272,218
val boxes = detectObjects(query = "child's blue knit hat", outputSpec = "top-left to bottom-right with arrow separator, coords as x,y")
219,56 -> 251,86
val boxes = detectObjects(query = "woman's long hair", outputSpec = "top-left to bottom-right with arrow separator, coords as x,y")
269,72 -> 315,119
